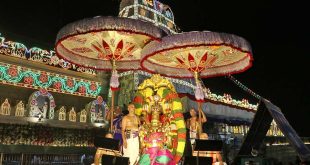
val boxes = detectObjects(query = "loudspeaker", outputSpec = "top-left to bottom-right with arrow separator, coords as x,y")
94,137 -> 120,150
183,156 -> 213,165
101,155 -> 129,165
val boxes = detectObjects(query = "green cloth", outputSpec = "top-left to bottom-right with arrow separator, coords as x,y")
155,155 -> 171,164
139,154 -> 151,164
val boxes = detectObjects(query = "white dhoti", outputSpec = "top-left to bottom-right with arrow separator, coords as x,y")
190,130 -> 198,145
123,132 -> 140,165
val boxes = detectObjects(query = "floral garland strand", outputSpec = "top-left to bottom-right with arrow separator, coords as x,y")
161,88 -> 186,163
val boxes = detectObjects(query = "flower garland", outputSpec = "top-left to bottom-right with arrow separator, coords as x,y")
161,88 -> 186,163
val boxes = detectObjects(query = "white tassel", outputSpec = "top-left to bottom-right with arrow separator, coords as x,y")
110,70 -> 120,90
195,82 -> 204,101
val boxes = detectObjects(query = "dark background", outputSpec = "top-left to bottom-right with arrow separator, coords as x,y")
0,0 -> 309,136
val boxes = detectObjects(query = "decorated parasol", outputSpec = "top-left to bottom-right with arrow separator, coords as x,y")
141,31 -> 253,136
55,16 -> 167,131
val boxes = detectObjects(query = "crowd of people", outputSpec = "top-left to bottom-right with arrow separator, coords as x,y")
0,124 -> 94,147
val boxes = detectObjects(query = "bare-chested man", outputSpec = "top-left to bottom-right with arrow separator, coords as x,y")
122,103 -> 140,165
186,108 -> 207,142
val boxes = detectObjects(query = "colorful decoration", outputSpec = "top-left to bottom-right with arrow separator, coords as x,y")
88,96 -> 109,123
120,70 -> 258,111
0,98 -> 11,115
119,0 -> 178,34
55,16 -> 166,71
14,101 -> 25,117
0,33 -> 96,75
68,107 -> 77,122
0,62 -> 101,98
58,106 -> 66,121
133,75 -> 185,163
141,31 -> 253,78
28,89 -> 56,119
79,109 -> 87,123
203,88 -> 258,111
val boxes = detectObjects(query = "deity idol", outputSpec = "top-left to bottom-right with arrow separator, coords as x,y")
138,94 -> 175,165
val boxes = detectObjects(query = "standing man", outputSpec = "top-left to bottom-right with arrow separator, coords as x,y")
186,108 -> 207,144
122,103 -> 140,165
112,106 -> 124,144
106,106 -> 124,143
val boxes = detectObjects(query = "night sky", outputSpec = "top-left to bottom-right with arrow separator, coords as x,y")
0,0 -> 309,136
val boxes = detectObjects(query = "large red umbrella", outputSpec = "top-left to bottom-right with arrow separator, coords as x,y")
55,16 -> 166,131
141,31 -> 253,136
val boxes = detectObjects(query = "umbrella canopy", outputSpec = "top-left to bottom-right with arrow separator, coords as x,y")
141,31 -> 253,78
55,16 -> 167,71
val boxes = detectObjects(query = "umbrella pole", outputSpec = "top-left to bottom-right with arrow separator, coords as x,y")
198,101 -> 202,138
110,60 -> 117,133
110,90 -> 115,132
194,72 -> 203,138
